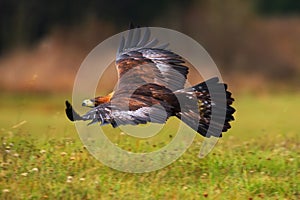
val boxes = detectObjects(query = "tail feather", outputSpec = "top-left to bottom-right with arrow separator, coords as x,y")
175,77 -> 235,138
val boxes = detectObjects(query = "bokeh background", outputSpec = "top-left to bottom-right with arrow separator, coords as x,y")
0,1 -> 299,199
1,0 -> 300,94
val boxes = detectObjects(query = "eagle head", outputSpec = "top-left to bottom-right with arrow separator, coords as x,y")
82,99 -> 95,107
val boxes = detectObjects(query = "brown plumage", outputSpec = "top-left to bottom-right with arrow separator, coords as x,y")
65,27 -> 235,137
93,92 -> 114,107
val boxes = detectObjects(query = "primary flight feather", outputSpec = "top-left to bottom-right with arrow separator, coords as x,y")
65,26 -> 235,138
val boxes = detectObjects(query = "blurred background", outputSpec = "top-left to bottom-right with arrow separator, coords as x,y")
1,1 -> 300,198
1,0 -> 300,94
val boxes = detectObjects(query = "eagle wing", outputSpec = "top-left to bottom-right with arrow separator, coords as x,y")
68,28 -> 189,127
67,101 -> 168,127
66,27 -> 235,135
114,28 -> 189,94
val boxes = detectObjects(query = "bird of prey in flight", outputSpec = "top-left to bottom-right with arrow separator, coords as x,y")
65,26 -> 235,138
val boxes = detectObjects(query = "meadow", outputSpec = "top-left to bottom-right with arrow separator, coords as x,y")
0,93 -> 299,199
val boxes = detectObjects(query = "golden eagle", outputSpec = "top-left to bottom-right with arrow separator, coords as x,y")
65,27 -> 235,138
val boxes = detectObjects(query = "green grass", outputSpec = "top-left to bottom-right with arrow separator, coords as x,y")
0,93 -> 299,199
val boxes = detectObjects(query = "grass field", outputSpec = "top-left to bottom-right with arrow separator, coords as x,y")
0,93 -> 299,199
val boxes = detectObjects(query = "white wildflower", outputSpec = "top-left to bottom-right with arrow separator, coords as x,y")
69,156 -> 76,161
40,149 -> 46,154
31,167 -> 39,172
120,132 -> 126,135
21,172 -> 28,177
2,189 -> 10,193
13,153 -> 19,157
66,176 -> 73,183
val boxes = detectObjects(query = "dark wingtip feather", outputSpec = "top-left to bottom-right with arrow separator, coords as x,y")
129,22 -> 141,29
129,22 -> 135,29
65,101 -> 74,121
65,100 -> 82,122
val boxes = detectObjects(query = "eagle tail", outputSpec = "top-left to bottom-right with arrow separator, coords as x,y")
175,77 -> 235,138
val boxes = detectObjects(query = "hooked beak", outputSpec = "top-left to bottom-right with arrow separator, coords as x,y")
82,99 -> 95,107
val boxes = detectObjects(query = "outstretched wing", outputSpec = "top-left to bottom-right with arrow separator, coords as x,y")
69,101 -> 168,127
70,28 -> 190,127
82,27 -> 189,109
114,28 -> 189,95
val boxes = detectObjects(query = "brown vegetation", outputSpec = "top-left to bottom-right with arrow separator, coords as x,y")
0,1 -> 299,93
